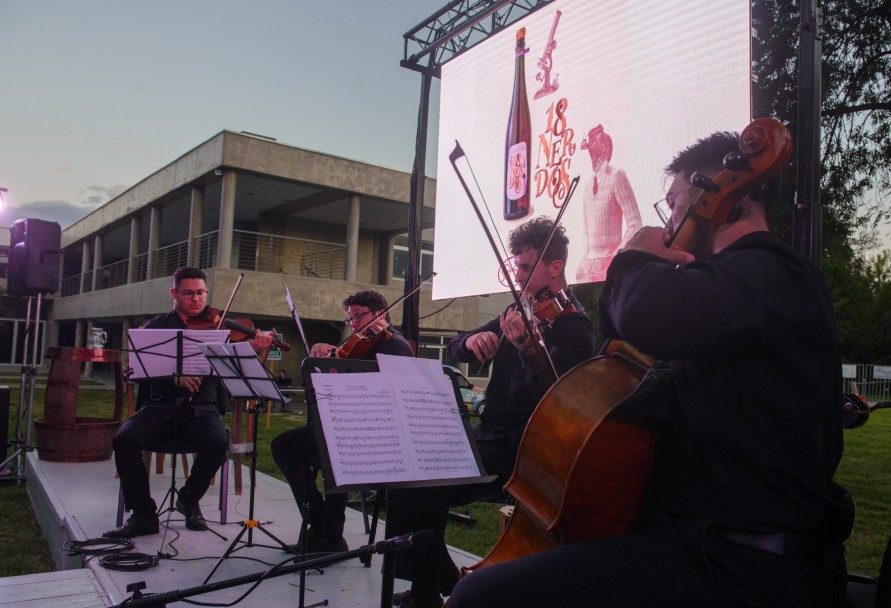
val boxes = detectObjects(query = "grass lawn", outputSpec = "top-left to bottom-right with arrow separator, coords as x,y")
2,376 -> 888,580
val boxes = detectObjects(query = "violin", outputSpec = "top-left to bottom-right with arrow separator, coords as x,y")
188,306 -> 291,351
332,324 -> 393,359
533,289 -> 576,325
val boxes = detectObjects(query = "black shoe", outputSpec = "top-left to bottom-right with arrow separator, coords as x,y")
316,535 -> 348,553
175,496 -> 208,531
394,590 -> 443,608
103,514 -> 159,539
285,525 -> 324,554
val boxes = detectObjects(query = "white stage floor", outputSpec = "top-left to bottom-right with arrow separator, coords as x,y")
24,451 -> 479,608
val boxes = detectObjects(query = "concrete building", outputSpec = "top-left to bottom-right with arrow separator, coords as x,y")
21,130 -> 506,382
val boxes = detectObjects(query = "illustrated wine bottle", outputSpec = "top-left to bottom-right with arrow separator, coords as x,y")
504,27 -> 531,221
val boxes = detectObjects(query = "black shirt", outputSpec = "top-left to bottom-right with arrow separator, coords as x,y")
599,231 -> 853,543
449,293 -> 596,443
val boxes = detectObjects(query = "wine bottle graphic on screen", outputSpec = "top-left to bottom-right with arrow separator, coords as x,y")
504,27 -> 531,221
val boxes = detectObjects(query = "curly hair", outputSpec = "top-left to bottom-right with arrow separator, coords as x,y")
509,216 -> 568,264
343,290 -> 390,322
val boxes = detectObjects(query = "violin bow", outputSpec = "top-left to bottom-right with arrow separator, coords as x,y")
449,141 -> 568,384
213,272 -> 245,333
332,271 -> 437,350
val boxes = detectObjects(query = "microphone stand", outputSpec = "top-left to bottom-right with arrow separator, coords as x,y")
110,532 -> 428,608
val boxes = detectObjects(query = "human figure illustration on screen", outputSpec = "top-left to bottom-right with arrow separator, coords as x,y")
575,124 -> 643,283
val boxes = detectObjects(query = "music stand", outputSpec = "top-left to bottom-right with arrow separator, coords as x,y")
302,356 -> 494,608
199,342 -> 290,584
127,328 -> 230,542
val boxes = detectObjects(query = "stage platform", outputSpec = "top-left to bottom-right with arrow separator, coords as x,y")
24,451 -> 479,607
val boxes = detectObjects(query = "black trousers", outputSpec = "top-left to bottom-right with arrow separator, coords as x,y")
112,406 -> 228,516
270,425 -> 347,539
447,512 -> 847,608
392,434 -> 520,598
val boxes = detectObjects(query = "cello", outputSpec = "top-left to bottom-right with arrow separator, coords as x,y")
462,117 -> 793,572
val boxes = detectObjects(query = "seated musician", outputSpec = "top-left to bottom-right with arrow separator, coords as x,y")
105,266 -> 274,538
447,131 -> 854,608
392,217 -> 597,608
270,290 -> 414,553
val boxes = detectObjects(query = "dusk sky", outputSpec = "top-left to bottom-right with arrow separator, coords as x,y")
1,0 -> 446,228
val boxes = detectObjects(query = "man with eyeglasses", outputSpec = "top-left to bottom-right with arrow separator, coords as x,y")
105,266 -> 274,539
447,131 -> 853,608
271,290 -> 414,554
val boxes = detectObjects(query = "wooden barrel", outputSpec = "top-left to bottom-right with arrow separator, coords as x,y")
34,347 -> 124,462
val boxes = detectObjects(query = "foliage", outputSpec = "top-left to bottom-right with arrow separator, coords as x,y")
751,0 -> 891,362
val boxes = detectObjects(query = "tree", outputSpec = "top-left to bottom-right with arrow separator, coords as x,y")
752,0 -> 891,361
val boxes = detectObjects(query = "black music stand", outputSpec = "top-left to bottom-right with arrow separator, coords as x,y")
127,328 -> 230,541
199,342 -> 289,584
302,356 -> 494,608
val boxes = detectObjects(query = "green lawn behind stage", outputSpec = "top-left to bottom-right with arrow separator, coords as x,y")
2,378 -> 889,581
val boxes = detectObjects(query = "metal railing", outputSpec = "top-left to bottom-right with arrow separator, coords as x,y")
60,230 -> 348,296
845,363 -> 891,402
95,259 -> 129,290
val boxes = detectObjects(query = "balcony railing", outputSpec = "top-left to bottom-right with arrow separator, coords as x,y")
61,231 -> 348,296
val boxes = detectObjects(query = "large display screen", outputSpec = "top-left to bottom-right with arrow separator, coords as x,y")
432,0 -> 752,299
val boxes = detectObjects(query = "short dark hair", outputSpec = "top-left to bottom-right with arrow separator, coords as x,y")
666,131 -> 780,208
509,216 -> 568,264
172,266 -> 206,289
343,290 -> 390,322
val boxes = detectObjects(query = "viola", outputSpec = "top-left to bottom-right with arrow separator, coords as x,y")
462,118 -> 793,575
189,306 -> 291,351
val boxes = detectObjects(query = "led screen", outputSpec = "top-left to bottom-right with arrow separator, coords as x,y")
432,0 -> 751,299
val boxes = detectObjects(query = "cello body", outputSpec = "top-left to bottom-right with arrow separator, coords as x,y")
464,341 -> 655,572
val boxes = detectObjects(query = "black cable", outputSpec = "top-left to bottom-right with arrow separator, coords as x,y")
419,297 -> 457,321
64,538 -> 134,556
100,552 -> 159,571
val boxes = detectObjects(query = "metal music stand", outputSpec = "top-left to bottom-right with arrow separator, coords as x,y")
199,342 -> 289,584
126,328 -> 230,541
302,356 -> 494,608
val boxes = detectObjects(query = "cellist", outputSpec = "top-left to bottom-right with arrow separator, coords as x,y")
392,217 -> 597,608
448,131 -> 854,608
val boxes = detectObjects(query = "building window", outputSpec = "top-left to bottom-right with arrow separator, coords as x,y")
0,318 -> 45,366
417,333 -> 492,379
392,237 -> 433,281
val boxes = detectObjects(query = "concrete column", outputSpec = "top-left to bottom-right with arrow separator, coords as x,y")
188,186 -> 205,267
75,320 -> 85,348
121,318 -> 131,369
147,207 -> 162,279
83,320 -> 94,378
127,216 -> 141,283
80,240 -> 92,294
345,193 -> 360,281
91,233 -> 104,291
216,170 -> 236,269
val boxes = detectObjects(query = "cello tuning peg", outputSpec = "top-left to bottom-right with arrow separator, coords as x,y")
689,172 -> 720,193
723,150 -> 750,171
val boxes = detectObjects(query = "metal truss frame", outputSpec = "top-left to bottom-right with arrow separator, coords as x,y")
402,0 -> 556,76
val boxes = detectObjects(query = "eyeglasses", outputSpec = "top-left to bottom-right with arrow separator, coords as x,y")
344,310 -> 373,325
179,289 -> 208,299
653,185 -> 694,227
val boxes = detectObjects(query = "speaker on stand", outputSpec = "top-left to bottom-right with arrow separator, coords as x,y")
1,218 -> 61,480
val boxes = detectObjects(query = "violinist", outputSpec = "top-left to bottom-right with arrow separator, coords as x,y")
271,290 -> 413,553
448,132 -> 853,608
105,266 -> 274,539
392,217 -> 596,608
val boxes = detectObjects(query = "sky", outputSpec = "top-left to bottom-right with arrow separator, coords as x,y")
0,0 -> 446,229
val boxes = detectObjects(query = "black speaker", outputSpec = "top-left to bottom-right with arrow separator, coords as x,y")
8,218 -> 61,295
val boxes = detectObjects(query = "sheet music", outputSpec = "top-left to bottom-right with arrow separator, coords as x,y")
310,365 -> 482,487
127,329 -> 229,379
